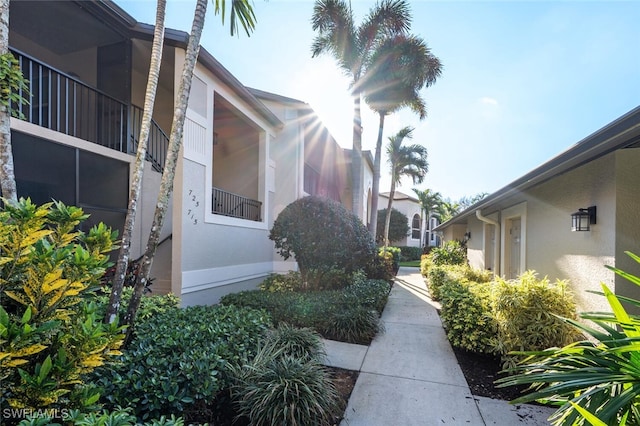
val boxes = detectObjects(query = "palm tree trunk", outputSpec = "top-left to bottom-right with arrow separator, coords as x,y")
105,0 -> 166,324
351,94 -> 363,218
0,0 -> 16,203
124,0 -> 208,338
368,112 -> 385,238
383,179 -> 396,248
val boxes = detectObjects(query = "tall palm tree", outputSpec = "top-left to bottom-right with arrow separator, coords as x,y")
311,0 -> 411,218
123,0 -> 257,337
105,0 -> 167,325
363,34 -> 442,238
383,126 -> 428,247
412,187 -> 442,246
436,199 -> 460,223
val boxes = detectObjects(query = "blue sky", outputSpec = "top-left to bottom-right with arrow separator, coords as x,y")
118,0 -> 640,201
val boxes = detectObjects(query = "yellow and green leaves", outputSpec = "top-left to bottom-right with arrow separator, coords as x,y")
0,199 -> 123,411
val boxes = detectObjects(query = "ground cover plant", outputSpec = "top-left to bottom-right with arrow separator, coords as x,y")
221,272 -> 391,345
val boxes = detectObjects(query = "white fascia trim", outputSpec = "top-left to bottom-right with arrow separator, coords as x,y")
182,262 -> 274,294
204,214 -> 269,230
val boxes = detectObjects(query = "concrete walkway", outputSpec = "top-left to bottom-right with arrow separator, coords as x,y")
324,267 -> 555,426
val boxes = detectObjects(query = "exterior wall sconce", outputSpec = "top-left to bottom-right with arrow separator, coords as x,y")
463,231 -> 471,241
571,206 -> 596,231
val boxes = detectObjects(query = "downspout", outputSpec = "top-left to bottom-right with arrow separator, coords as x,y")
475,210 -> 500,275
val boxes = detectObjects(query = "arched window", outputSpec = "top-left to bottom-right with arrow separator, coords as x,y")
411,214 -> 421,240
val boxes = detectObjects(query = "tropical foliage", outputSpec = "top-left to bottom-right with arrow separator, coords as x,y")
311,0 -> 413,217
497,252 -> 640,426
0,199 -> 123,412
382,126 -> 428,247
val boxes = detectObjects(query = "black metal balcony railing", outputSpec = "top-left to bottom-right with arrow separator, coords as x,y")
212,187 -> 261,222
12,48 -> 168,172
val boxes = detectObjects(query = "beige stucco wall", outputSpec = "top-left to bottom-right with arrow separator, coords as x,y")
524,154 -> 616,314
614,148 -> 640,312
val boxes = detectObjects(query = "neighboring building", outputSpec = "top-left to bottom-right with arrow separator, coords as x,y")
9,0 -> 362,305
378,191 -> 424,248
435,106 -> 640,315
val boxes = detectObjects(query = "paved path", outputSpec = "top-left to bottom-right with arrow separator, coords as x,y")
327,267 -> 555,426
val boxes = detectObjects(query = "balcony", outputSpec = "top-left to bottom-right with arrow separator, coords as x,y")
212,187 -> 261,222
11,48 -> 168,172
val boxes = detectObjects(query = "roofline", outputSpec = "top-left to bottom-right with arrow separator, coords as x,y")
379,191 -> 419,203
98,0 -> 282,128
434,105 -> 640,230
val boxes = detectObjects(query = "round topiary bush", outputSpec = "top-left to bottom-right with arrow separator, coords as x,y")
269,196 -> 376,289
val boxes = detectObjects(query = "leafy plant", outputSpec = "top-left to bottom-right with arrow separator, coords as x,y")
397,246 -> 423,261
259,271 -> 302,292
229,344 -> 339,426
497,252 -> 640,425
492,271 -> 582,369
94,287 -> 180,323
0,199 -> 123,412
0,51 -> 29,119
439,279 -> 496,354
269,196 -> 376,289
375,208 -> 409,244
344,278 -> 391,313
430,240 -> 467,266
320,306 -> 383,345
15,407 -> 186,426
93,304 -> 271,420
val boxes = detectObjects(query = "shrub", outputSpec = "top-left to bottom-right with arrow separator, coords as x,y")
430,240 -> 467,266
220,282 -> 386,345
420,253 -> 433,277
259,271 -> 302,292
0,199 -> 123,413
269,196 -> 376,290
229,344 -> 339,426
375,208 -> 409,244
379,246 -> 401,274
492,271 -> 581,369
93,304 -> 272,420
366,250 -> 395,281
95,287 -> 180,322
344,278 -> 392,313
439,279 -> 496,354
16,407 -> 185,426
496,252 -> 640,425
425,265 -> 448,300
397,246 -> 423,261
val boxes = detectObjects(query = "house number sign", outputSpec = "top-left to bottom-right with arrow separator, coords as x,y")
187,189 -> 200,225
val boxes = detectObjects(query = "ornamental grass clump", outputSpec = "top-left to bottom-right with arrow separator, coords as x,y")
229,325 -> 339,426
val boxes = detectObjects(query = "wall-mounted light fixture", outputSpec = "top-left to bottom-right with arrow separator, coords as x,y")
463,231 -> 471,241
571,206 -> 596,232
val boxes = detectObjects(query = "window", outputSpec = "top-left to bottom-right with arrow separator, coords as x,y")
411,214 -> 421,239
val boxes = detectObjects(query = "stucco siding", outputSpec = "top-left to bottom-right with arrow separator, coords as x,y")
525,154 -> 616,314
614,148 -> 640,309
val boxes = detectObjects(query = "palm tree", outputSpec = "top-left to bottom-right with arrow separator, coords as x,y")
435,199 -> 460,223
412,187 -> 442,246
311,0 -> 411,218
363,34 -> 442,237
105,0 -> 167,324
123,0 -> 257,337
383,126 -> 428,247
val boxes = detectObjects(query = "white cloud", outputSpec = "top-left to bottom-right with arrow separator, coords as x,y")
479,97 -> 499,106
